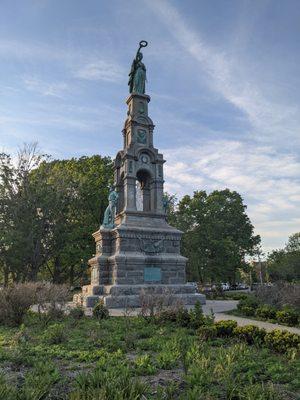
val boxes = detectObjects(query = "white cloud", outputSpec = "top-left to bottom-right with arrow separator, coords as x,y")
74,60 -> 124,82
23,76 -> 69,98
163,140 -> 300,252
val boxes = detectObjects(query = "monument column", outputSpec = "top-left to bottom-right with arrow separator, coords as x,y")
123,176 -> 136,211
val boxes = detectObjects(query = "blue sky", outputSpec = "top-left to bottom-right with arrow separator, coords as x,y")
1,0 -> 299,253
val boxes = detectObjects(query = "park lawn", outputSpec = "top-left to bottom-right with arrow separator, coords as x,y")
0,314 -> 299,399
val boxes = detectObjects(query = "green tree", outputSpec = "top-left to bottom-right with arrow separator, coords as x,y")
36,155 -> 113,284
0,145 -> 113,285
172,189 -> 260,283
267,232 -> 300,282
0,144 -> 52,284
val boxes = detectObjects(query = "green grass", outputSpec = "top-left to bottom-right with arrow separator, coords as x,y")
0,314 -> 299,399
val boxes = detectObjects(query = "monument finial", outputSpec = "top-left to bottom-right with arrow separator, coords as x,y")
128,40 -> 148,94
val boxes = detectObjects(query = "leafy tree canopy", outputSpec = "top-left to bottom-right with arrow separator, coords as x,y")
169,189 -> 260,283
267,232 -> 300,282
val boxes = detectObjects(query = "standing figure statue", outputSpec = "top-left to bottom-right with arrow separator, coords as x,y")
128,40 -> 148,94
101,186 -> 119,229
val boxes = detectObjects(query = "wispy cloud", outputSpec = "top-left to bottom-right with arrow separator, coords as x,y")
23,76 -> 69,98
163,140 -> 300,251
73,60 -> 124,82
146,0 -> 300,147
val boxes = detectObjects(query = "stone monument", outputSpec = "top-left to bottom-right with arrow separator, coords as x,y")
75,41 -> 205,308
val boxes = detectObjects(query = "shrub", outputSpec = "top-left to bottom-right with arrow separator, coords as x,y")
176,307 -> 191,327
134,354 -> 157,375
215,320 -> 237,337
189,301 -> 207,329
0,283 -> 36,326
275,308 -> 299,326
198,325 -> 217,340
240,306 -> 256,316
69,306 -> 85,320
237,295 -> 260,311
46,307 -> 64,321
93,300 -> 109,320
43,323 -> 67,345
255,304 -> 276,320
255,282 -> 300,309
157,308 -> 179,324
13,324 -> 31,346
35,282 -> 69,323
264,329 -> 300,353
234,325 -> 266,344
225,292 -> 249,301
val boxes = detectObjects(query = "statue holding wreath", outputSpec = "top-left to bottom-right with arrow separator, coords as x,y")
128,40 -> 148,94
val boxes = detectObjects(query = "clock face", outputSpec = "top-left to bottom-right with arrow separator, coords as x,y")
141,154 -> 149,164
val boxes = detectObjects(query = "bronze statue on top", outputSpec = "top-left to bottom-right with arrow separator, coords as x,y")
128,40 -> 148,94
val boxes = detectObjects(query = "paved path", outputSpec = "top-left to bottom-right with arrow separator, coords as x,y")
214,313 -> 300,334
203,300 -> 300,334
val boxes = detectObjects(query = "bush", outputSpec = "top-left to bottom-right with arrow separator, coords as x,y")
134,354 -> 157,375
35,282 -> 69,323
225,292 -> 249,301
198,325 -> 217,340
255,304 -> 276,320
275,308 -> 299,326
189,301 -> 206,329
46,307 -> 64,321
240,306 -> 256,316
215,320 -> 237,337
176,307 -> 191,327
69,306 -> 85,320
0,283 -> 36,326
255,282 -> 300,309
264,329 -> 300,353
234,325 -> 266,344
43,323 -> 67,345
237,295 -> 259,311
93,300 -> 109,320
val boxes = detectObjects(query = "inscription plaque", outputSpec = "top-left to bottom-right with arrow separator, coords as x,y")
144,267 -> 161,282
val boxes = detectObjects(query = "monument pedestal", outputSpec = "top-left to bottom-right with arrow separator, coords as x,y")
75,214 -> 205,308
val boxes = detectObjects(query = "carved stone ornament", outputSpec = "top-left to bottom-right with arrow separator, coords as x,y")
137,129 -> 147,144
139,237 -> 164,254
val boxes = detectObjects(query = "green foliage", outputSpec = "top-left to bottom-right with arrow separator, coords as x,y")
43,323 -> 67,345
0,361 -> 60,400
93,300 -> 109,320
255,304 -> 277,320
237,295 -> 260,310
70,364 -> 148,400
215,320 -> 237,337
234,325 -> 266,344
276,308 -> 299,326
170,189 -> 260,282
134,354 -> 157,375
267,232 -> 300,282
197,324 -> 217,340
0,313 -> 299,398
69,306 -> 85,320
237,295 -> 259,316
264,329 -> 300,353
0,146 -> 113,285
188,301 -> 206,329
